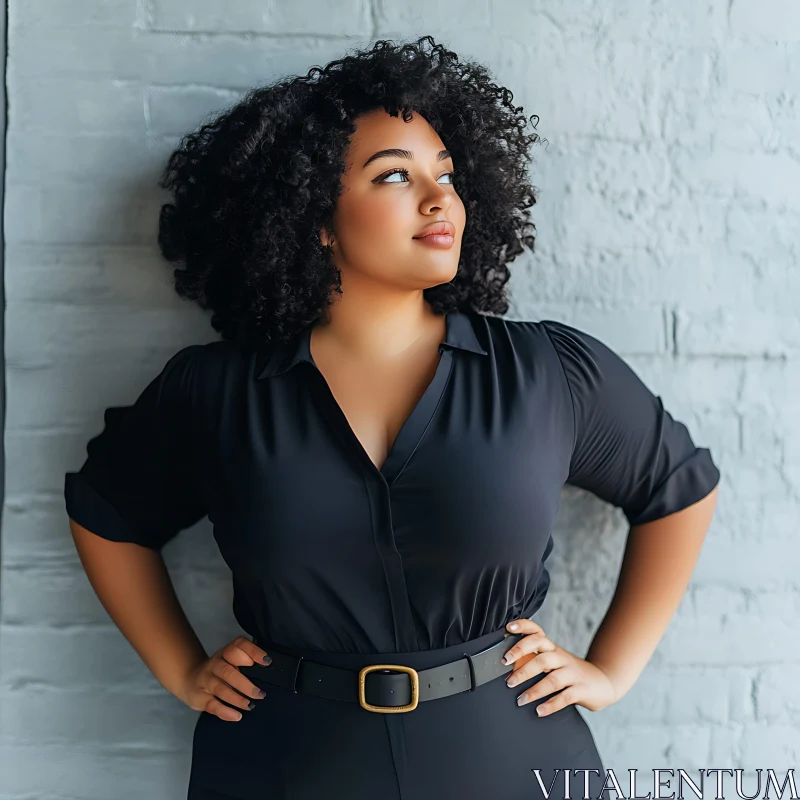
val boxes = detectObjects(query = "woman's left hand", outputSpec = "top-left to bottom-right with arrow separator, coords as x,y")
502,618 -> 618,716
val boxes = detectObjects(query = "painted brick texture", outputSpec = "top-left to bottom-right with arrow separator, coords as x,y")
2,1 -> 795,796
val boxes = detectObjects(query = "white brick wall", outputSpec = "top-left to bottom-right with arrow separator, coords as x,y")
2,1 -> 796,796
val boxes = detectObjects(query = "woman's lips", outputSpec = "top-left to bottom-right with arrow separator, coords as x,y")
413,220 -> 456,247
413,233 -> 455,247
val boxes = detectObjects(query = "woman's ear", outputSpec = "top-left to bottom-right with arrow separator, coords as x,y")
319,227 -> 335,248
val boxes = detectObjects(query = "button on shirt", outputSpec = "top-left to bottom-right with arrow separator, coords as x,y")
63,310 -> 721,654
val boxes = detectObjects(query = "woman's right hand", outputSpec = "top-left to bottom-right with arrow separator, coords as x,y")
179,635 -> 273,721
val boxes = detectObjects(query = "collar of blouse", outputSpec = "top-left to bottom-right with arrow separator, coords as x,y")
256,308 -> 488,380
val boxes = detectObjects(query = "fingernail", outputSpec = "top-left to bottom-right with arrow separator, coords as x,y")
258,689 -> 267,698
261,654 -> 272,665
508,622 -> 519,631
248,700 -> 256,710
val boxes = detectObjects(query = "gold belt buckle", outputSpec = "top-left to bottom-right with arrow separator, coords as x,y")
358,664 -> 419,713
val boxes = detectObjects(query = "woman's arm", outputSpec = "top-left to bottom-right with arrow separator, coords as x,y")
69,517 -> 208,701
584,484 -> 720,701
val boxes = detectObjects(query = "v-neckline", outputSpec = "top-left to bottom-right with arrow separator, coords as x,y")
304,317 -> 456,487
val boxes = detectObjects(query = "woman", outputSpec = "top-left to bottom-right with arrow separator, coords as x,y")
64,36 -> 721,799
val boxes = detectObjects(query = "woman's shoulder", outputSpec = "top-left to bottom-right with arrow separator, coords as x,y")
474,313 -> 621,401
475,312 -> 579,357
474,311 -> 562,334
167,338 -> 257,376
477,313 -> 604,360
152,339 -> 264,411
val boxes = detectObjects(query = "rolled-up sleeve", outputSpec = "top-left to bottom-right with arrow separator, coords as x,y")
64,344 -> 208,551
542,320 -> 721,527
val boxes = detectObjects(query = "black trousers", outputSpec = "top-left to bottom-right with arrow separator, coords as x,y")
187,627 -> 606,799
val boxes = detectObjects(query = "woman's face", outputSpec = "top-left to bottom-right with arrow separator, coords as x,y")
320,107 -> 466,295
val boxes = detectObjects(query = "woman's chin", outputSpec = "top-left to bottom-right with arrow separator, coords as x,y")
418,260 -> 460,287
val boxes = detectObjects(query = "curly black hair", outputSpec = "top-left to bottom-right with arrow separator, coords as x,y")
156,34 -> 546,350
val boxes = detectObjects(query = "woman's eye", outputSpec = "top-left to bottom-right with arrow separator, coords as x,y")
380,169 -> 409,183
378,169 -> 455,184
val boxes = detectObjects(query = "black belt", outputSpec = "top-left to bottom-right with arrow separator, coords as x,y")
239,631 -> 525,714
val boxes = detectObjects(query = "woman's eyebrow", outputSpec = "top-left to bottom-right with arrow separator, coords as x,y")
362,148 -> 451,168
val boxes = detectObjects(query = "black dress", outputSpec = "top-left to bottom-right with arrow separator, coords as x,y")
64,310 -> 721,799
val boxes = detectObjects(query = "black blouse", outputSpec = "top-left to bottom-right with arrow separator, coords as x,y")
63,310 -> 721,654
